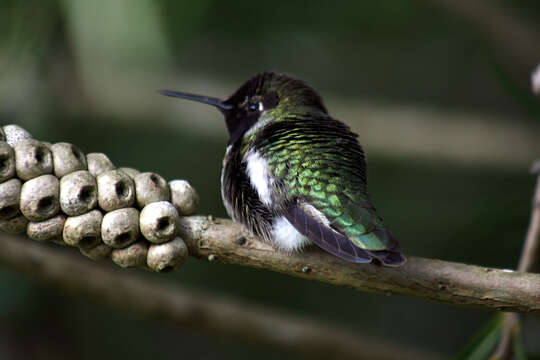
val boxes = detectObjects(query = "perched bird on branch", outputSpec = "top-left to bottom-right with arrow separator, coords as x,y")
160,72 -> 405,266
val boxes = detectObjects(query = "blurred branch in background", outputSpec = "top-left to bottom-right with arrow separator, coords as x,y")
533,64 -> 540,95
516,162 -> 540,274
492,161 -> 540,359
333,102 -> 539,170
0,234 -> 441,360
2,0 -> 539,172
426,0 -> 540,83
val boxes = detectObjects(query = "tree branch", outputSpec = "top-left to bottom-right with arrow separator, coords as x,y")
518,161 -> 540,274
492,162 -> 540,359
0,234 -> 440,360
178,216 -> 540,315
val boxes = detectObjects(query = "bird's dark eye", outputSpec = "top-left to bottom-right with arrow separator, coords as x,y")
248,102 -> 259,112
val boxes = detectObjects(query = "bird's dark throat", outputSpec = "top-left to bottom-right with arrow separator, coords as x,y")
224,111 -> 259,144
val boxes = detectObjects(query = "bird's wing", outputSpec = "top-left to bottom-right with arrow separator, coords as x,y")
284,201 -> 372,263
285,201 -> 404,266
256,114 -> 405,265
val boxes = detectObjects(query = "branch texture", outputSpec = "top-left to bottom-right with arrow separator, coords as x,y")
178,216 -> 540,315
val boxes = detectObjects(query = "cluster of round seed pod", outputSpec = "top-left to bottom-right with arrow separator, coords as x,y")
0,124 -> 199,273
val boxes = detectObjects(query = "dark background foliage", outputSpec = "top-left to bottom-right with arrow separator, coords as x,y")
0,1 -> 539,358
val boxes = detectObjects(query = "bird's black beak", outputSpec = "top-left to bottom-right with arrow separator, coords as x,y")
158,90 -> 232,114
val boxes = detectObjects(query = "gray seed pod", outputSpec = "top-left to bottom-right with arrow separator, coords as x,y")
27,214 -> 66,242
80,242 -> 112,261
0,178 -> 21,220
3,125 -> 31,147
0,215 -> 28,234
63,209 -> 103,249
97,169 -> 135,211
147,237 -> 188,272
134,172 -> 170,208
87,153 -> 115,177
118,167 -> 140,179
51,142 -> 87,178
0,142 -> 15,182
169,180 -> 199,215
14,139 -> 53,181
20,175 -> 60,221
139,201 -> 179,244
111,240 -> 148,268
60,170 -> 97,216
101,207 -> 140,248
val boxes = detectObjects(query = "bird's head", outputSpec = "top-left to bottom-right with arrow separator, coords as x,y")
160,72 -> 327,143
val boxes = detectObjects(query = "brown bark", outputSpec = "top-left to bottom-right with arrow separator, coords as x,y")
178,216 -> 540,315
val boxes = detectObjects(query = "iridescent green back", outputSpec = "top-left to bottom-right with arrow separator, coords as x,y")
251,113 -> 394,251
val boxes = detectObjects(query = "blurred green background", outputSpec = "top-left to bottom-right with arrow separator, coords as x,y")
0,0 -> 539,358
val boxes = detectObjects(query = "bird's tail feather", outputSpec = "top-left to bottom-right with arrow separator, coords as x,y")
364,229 -> 406,267
286,203 -> 406,266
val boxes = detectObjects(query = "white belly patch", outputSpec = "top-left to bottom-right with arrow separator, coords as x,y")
245,150 -> 273,205
271,216 -> 311,251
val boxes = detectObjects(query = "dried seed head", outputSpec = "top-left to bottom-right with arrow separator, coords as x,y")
139,201 -> 179,243
60,170 -> 98,216
96,169 -> 135,211
0,215 -> 28,234
111,240 -> 148,268
101,207 -> 140,249
0,141 -> 15,182
80,242 -> 112,261
14,139 -> 53,181
27,214 -> 66,242
0,178 -> 22,220
86,153 -> 115,177
50,142 -> 87,178
118,167 -> 140,179
63,209 -> 103,249
3,125 -> 31,147
134,172 -> 170,207
147,237 -> 188,272
169,180 -> 199,215
20,174 -> 60,221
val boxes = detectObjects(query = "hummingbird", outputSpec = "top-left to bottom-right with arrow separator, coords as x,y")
160,72 -> 405,266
